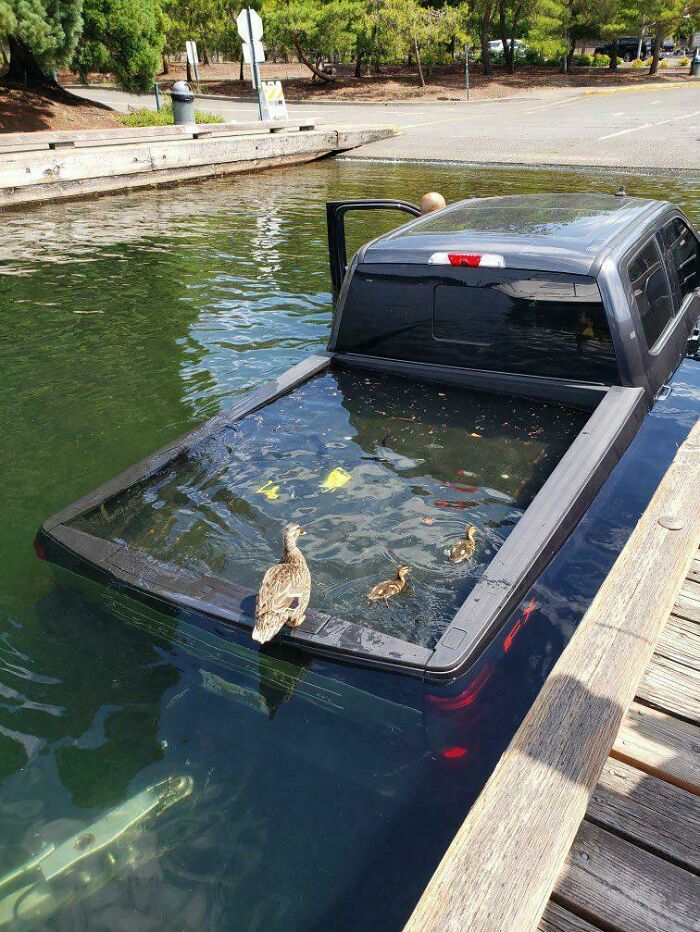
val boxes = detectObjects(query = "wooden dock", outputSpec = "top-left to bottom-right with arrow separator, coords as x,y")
405,421 -> 700,932
541,556 -> 699,932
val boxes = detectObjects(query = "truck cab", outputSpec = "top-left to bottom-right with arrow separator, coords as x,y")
328,193 -> 700,403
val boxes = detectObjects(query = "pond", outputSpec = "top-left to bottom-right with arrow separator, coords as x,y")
0,160 -> 698,929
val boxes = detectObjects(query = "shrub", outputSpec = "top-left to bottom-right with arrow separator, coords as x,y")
592,53 -> 610,68
120,105 -> 224,127
679,57 -> 690,66
523,47 -> 545,65
630,58 -> 645,68
659,58 -> 669,68
573,53 -> 592,66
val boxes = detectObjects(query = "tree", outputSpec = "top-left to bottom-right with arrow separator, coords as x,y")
0,0 -> 83,90
633,0 -> 695,74
471,0 -> 497,75
263,0 -> 356,81
496,0 -> 536,72
74,0 -> 167,92
164,0 -> 238,81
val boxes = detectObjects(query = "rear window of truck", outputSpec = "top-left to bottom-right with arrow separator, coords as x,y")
335,268 -> 620,385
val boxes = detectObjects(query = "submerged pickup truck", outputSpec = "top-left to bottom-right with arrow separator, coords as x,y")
36,193 -> 700,682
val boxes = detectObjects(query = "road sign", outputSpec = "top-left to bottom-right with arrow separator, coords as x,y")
261,81 -> 289,121
236,8 -> 263,44
242,40 -> 265,64
237,8 -> 265,119
185,39 -> 200,83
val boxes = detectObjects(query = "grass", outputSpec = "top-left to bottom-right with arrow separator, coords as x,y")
119,104 -> 224,127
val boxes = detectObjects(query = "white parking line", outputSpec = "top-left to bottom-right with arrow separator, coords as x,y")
600,123 -> 653,140
599,109 -> 700,140
520,97 -> 583,114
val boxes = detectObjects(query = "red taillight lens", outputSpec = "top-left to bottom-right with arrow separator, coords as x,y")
426,663 -> 494,711
33,539 -> 47,560
441,746 -> 467,759
448,254 -> 483,267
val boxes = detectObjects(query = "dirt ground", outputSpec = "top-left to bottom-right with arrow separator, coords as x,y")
63,59 -> 694,103
0,86 -> 123,133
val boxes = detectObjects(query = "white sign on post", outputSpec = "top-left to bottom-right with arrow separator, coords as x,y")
185,40 -> 200,83
236,8 -> 263,44
261,81 -> 289,121
242,41 -> 265,64
236,8 -> 266,113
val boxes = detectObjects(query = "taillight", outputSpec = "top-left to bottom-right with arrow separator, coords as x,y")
428,252 -> 506,268
33,539 -> 47,560
441,746 -> 467,759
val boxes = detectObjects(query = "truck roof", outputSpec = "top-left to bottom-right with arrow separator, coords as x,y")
363,193 -> 667,275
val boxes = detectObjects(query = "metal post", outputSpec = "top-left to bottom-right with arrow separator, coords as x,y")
465,45 -> 470,100
246,6 -> 264,121
153,82 -> 161,111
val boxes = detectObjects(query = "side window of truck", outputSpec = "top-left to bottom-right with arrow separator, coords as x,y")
659,218 -> 699,307
628,240 -> 675,350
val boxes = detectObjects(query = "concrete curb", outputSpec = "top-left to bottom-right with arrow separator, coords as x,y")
337,154 -> 700,177
0,125 -> 396,209
583,79 -> 695,96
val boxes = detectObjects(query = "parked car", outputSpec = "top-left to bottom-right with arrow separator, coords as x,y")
595,37 -> 651,61
488,39 -> 527,59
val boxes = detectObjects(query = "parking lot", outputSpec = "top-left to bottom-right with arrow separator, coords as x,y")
78,82 -> 699,172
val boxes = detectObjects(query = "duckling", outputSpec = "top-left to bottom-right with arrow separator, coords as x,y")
252,523 -> 311,644
450,524 -> 477,564
368,565 -> 411,605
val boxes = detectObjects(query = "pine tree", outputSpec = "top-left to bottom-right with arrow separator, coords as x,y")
1,0 -> 84,89
74,0 -> 167,93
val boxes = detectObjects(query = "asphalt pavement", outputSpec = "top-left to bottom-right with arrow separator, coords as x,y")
76,83 -> 700,172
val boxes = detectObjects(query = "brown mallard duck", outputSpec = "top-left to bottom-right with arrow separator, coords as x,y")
367,565 -> 411,605
252,523 -> 311,644
450,524 -> 477,564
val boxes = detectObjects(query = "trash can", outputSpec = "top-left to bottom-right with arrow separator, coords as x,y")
691,50 -> 700,77
170,81 -> 195,124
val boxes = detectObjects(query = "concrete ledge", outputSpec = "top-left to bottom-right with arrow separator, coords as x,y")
0,119 -> 316,154
0,125 -> 396,208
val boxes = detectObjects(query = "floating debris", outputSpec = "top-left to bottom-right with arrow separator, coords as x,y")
320,466 -> 352,490
256,480 -> 280,501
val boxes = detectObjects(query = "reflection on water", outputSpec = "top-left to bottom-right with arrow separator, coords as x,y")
0,160 -> 698,930
74,368 -> 585,647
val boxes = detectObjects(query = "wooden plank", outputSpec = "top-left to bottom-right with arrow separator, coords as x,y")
611,701 -> 700,794
587,757 -> 699,870
555,820 -> 699,932
0,120 -> 314,150
673,591 -> 700,624
656,615 -> 700,669
403,422 -> 700,932
538,902 -> 603,932
638,652 -> 700,723
682,577 -> 700,602
687,556 -> 700,584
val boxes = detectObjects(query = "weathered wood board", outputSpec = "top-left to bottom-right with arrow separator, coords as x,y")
587,758 -> 699,870
611,701 -> 700,794
638,652 -> 700,722
554,821 -> 699,932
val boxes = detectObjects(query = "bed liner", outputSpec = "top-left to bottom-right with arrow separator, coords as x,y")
38,352 -> 647,681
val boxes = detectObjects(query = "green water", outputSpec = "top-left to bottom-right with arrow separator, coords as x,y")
0,161 -> 698,929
